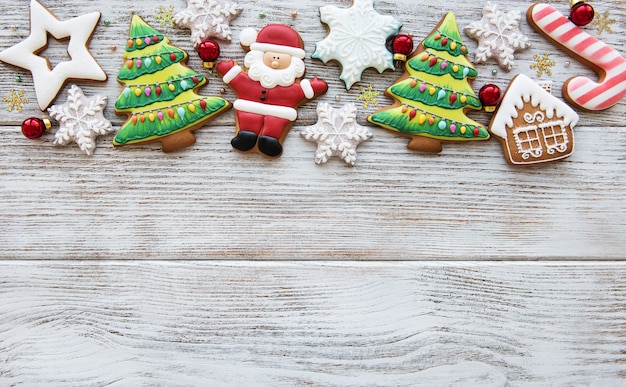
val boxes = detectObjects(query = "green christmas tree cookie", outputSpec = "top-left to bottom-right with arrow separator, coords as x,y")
368,12 -> 489,153
113,15 -> 230,152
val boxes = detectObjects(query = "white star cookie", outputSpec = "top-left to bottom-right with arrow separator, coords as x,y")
464,2 -> 530,71
48,85 -> 113,156
174,0 -> 242,47
312,0 -> 401,90
301,102 -> 372,166
0,0 -> 107,111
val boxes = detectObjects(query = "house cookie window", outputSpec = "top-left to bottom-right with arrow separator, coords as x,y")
513,111 -> 569,160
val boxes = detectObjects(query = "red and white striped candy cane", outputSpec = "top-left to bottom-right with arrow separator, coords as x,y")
527,3 -> 626,111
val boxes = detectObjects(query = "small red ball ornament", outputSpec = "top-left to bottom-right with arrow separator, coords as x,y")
391,34 -> 414,64
21,117 -> 51,139
198,39 -> 220,69
479,84 -> 502,112
569,0 -> 594,26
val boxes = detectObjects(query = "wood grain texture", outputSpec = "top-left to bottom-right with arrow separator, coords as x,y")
0,0 -> 625,259
0,261 -> 624,385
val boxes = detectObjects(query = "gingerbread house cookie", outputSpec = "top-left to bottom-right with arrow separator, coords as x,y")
489,74 -> 579,166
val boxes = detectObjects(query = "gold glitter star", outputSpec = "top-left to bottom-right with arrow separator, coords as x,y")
3,89 -> 28,112
530,53 -> 556,78
591,10 -> 616,35
356,83 -> 380,109
154,5 -> 176,28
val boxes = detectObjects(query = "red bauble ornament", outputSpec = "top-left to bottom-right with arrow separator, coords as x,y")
391,34 -> 414,63
21,117 -> 51,139
569,0 -> 594,26
479,84 -> 502,112
198,39 -> 220,69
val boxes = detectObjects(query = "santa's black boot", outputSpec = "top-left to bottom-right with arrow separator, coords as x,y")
257,136 -> 283,157
231,130 -> 258,151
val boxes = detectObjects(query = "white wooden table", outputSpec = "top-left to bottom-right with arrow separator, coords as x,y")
1,0 -> 624,384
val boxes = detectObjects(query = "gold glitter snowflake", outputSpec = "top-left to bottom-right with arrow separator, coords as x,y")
591,10 -> 616,35
356,84 -> 380,109
530,53 -> 556,78
3,89 -> 28,112
155,5 -> 176,28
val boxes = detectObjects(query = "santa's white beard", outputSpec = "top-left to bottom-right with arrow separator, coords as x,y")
244,50 -> 305,89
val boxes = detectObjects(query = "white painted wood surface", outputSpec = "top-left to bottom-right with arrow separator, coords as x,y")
0,0 -> 625,384
0,261 -> 624,385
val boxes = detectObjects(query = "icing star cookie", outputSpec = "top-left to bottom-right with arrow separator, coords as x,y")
312,0 -> 401,89
301,102 -> 372,165
464,2 -> 530,71
174,0 -> 242,47
0,0 -> 107,111
48,85 -> 113,156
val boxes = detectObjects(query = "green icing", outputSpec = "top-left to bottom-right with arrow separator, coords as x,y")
117,49 -> 186,81
423,13 -> 469,57
389,79 -> 481,110
115,74 -> 205,110
407,54 -> 478,80
113,97 -> 229,145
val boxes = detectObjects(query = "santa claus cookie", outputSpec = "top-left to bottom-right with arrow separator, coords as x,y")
217,24 -> 328,157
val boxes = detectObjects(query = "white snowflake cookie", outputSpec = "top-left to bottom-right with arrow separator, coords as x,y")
464,2 -> 530,71
48,85 -> 113,156
0,0 -> 107,110
312,0 -> 402,89
174,0 -> 242,47
301,102 -> 372,166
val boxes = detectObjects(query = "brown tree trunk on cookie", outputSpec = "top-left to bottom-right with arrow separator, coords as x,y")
161,130 -> 197,153
407,136 -> 442,153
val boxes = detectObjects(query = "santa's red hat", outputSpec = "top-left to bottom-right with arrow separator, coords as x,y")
240,24 -> 305,59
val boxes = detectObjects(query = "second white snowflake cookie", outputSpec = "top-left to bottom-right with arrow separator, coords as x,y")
48,85 -> 113,156
312,0 -> 402,89
174,0 -> 242,47
464,2 -> 530,71
301,102 -> 372,166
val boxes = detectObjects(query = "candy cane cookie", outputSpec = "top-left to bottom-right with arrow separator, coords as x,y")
527,3 -> 626,111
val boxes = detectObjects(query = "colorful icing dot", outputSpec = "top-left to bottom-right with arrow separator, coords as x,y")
440,61 -> 448,70
145,87 -> 151,97
157,111 -> 164,121
145,57 -> 152,67
135,38 -> 142,46
460,126 -> 467,135
449,123 -> 456,133
155,85 -> 162,96
461,46 -> 466,53
145,37 -> 151,46
438,120 -> 447,130
462,68 -> 470,77
437,89 -> 446,100
126,60 -> 133,69
134,87 -> 142,97
139,114 -> 146,123
428,116 -> 435,125
177,107 -> 185,118
441,37 -> 448,46
401,105 -> 408,114
167,108 -> 175,118
168,83 -> 175,92
170,52 -> 177,61
460,95 -> 467,103
131,115 -> 138,125
153,35 -> 159,43
180,80 -> 188,90
434,33 -> 441,40
148,112 -> 155,122
408,109 -> 416,120
419,83 -> 427,92
410,79 -> 417,88
429,87 -> 436,96
200,99 -> 207,110
123,87 -> 131,97
450,42 -> 457,51
136,59 -> 142,68
421,53 -> 429,61
449,93 -> 457,105
188,103 -> 196,113
192,76 -> 199,84
452,65 -> 459,73
418,114 -> 426,124
473,128 -> 480,137
155,56 -> 162,65
127,39 -> 134,48
429,57 -> 438,67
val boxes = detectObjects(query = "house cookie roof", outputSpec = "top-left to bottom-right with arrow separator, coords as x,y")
490,74 -> 579,139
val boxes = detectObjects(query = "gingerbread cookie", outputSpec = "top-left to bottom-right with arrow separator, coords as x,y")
490,74 -> 579,166
368,12 -> 489,153
464,2 -> 530,71
113,15 -> 230,153
217,24 -> 328,158
0,0 -> 107,111
174,0 -> 242,47
527,3 -> 626,111
312,0 -> 402,90
301,102 -> 372,166
48,85 -> 113,156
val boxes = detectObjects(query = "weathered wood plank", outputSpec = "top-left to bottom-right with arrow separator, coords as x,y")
0,0 -> 625,258
0,261 -> 624,385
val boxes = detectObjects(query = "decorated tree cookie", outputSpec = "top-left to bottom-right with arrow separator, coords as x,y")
368,12 -> 490,153
113,15 -> 230,153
